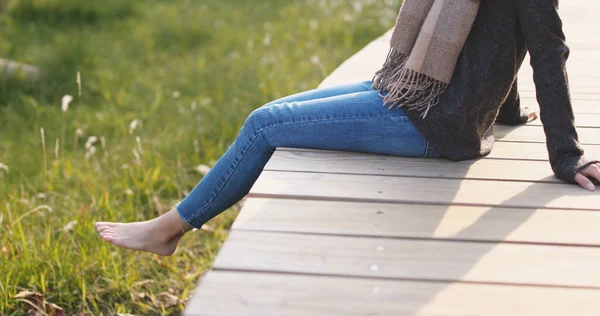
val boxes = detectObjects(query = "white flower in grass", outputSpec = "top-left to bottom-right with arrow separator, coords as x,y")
194,164 -> 211,175
55,138 -> 59,159
85,136 -> 98,150
76,71 -> 82,97
60,220 -> 77,232
40,127 -> 45,148
193,140 -> 200,154
0,162 -> 8,173
310,55 -> 321,65
135,136 -> 144,154
61,95 -> 73,112
85,146 -> 96,159
263,33 -> 271,46
129,119 -> 139,135
132,148 -> 141,164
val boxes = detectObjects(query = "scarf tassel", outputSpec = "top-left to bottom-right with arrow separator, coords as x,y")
372,47 -> 449,118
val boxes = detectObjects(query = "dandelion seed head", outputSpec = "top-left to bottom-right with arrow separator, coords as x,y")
172,91 -> 181,98
76,128 -> 84,136
310,55 -> 320,65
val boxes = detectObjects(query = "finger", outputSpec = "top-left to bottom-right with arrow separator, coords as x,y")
575,172 -> 595,191
585,163 -> 600,184
524,107 -> 539,122
530,111 -> 538,120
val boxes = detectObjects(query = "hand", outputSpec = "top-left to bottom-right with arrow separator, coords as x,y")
524,106 -> 538,122
575,162 -> 600,191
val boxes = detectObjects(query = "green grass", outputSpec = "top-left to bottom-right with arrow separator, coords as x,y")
0,0 -> 399,314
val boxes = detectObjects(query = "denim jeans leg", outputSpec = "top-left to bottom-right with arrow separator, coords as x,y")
176,83 -> 433,228
261,80 -> 374,107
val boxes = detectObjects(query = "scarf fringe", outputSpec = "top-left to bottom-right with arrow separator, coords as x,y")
372,47 -> 449,118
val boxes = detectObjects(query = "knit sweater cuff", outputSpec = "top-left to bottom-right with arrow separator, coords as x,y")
519,108 -> 531,124
552,155 -> 600,184
495,107 -> 529,125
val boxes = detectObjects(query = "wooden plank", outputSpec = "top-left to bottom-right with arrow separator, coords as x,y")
275,143 -> 600,161
519,71 -> 600,91
519,98 -> 600,114
249,171 -> 600,211
527,113 -> 600,128
264,150 -> 560,182
188,2 -> 600,314
487,142 -> 600,160
234,198 -> 600,246
212,230 -> 600,288
494,125 -> 600,144
520,91 -> 600,101
185,271 -> 600,316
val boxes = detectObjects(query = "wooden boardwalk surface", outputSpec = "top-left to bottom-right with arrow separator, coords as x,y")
185,1 -> 600,314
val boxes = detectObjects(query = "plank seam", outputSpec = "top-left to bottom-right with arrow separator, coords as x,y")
209,267 -> 600,291
246,193 -> 600,212
273,148 -> 599,159
231,227 -> 600,249
261,168 -> 562,184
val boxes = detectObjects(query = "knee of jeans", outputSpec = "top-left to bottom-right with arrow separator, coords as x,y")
243,106 -> 271,136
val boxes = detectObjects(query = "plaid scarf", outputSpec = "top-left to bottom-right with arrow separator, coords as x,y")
372,0 -> 480,118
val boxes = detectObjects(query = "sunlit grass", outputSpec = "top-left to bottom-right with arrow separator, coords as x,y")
0,0 -> 399,314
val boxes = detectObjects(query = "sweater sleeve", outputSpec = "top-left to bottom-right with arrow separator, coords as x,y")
495,78 -> 529,125
515,0 -> 599,184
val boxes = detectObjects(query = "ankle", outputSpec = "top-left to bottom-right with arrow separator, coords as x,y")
150,215 -> 191,243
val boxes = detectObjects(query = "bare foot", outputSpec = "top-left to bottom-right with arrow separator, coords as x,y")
95,207 -> 193,256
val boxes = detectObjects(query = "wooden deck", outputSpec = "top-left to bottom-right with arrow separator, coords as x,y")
184,1 -> 600,315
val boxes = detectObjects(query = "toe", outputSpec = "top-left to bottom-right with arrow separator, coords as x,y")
102,234 -> 115,242
98,230 -> 113,240
96,222 -> 119,228
97,226 -> 113,234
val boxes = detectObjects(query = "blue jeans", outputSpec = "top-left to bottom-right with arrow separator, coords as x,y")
176,80 -> 441,228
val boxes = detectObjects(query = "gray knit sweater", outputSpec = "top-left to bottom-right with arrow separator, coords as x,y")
396,0 -> 599,184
